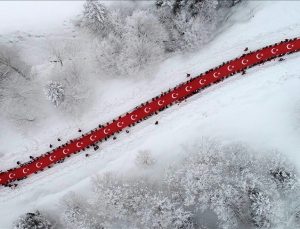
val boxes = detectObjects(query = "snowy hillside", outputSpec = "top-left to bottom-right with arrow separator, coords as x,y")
0,1 -> 300,228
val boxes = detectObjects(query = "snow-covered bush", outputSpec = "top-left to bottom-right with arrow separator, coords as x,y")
44,81 -> 65,107
13,211 -> 52,229
135,150 -> 156,168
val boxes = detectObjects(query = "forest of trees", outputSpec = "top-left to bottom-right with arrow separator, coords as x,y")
13,141 -> 300,228
81,0 -> 240,75
0,0 -> 241,126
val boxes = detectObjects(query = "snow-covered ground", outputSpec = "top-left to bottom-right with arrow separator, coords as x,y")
0,1 -> 300,227
0,1 -> 83,34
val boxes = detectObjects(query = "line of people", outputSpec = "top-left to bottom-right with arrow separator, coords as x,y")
1,37 -> 298,187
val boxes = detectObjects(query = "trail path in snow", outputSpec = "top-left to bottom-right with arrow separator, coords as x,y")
1,37 -> 299,186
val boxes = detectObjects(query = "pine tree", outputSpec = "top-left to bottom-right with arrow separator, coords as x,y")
81,0 -> 111,36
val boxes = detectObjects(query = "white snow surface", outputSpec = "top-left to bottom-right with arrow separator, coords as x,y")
0,1 -> 300,228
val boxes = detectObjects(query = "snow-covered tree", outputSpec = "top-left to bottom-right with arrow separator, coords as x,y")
95,32 -> 124,76
156,0 -> 213,17
135,150 -> 156,168
156,0 -> 240,15
44,81 -> 65,107
96,9 -> 168,76
81,0 -> 111,36
121,10 -> 168,74
295,210 -> 300,226
59,62 -> 91,116
155,0 -> 232,51
91,173 -> 194,229
46,61 -> 92,117
144,193 -> 194,228
218,0 -> 241,8
268,152 -> 298,193
13,211 -> 52,229
61,192 -> 102,229
92,174 -> 152,227
248,188 -> 272,228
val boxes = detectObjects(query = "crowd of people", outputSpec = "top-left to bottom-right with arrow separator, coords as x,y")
0,37 -> 298,188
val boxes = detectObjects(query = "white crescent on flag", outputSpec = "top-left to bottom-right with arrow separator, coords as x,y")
9,173 -> 16,179
213,72 -> 220,78
36,162 -> 43,168
23,168 -> 29,174
117,121 -> 124,127
90,135 -> 97,141
171,93 -> 178,99
256,53 -> 263,59
185,86 -> 192,92
76,142 -> 84,148
241,59 -> 248,65
130,115 -> 138,121
63,148 -> 70,155
227,65 -> 234,71
144,107 -> 151,113
49,155 -> 56,162
199,79 -> 206,85
103,128 -> 110,134
271,48 -> 278,54
286,44 -> 293,50
158,100 -> 165,106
